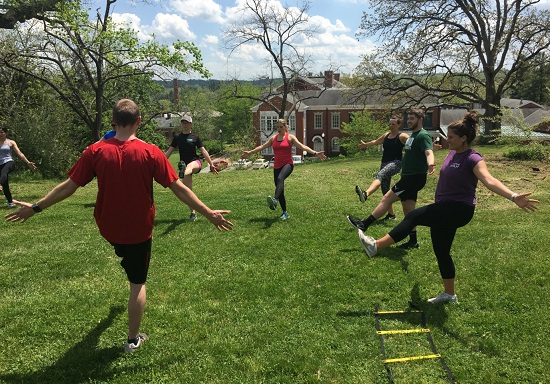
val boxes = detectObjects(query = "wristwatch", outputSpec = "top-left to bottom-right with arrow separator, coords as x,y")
31,203 -> 42,213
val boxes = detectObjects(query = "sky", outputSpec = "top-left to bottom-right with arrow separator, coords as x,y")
100,0 -> 376,80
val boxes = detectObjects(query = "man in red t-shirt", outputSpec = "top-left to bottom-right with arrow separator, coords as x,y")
5,99 -> 233,353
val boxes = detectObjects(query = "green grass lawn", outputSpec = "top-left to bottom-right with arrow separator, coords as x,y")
1,147 -> 548,383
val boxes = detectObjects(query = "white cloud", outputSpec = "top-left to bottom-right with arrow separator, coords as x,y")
203,35 -> 219,45
149,13 -> 196,41
169,0 -> 224,23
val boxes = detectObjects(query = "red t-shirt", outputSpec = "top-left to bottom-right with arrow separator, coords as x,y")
272,133 -> 293,169
68,138 -> 178,244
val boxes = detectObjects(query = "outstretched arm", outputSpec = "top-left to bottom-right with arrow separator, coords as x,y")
289,135 -> 327,160
241,136 -> 274,158
474,160 -> 539,212
5,178 -> 80,222
10,140 -> 37,170
359,132 -> 387,149
169,179 -> 233,231
425,149 -> 436,175
199,147 -> 218,175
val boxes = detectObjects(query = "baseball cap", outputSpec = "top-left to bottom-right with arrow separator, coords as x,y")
180,115 -> 193,123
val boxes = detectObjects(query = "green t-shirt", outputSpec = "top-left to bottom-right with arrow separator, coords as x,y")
401,129 -> 433,176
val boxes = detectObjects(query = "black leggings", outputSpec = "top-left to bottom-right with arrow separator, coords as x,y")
0,161 -> 15,203
273,164 -> 294,212
388,201 -> 475,279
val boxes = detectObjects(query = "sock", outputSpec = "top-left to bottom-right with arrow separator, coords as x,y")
409,230 -> 417,244
362,215 -> 377,229
128,336 -> 139,345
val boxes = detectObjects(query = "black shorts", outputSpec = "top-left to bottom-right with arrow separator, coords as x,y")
391,174 -> 427,202
110,238 -> 152,284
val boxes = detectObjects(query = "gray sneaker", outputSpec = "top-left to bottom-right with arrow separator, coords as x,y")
355,185 -> 367,203
357,229 -> 377,257
124,333 -> 148,353
267,196 -> 278,210
427,292 -> 458,304
189,212 -> 197,221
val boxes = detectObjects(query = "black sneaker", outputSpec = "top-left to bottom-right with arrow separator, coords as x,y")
346,215 -> 365,231
355,185 -> 367,203
397,242 -> 419,250
383,213 -> 396,221
189,212 -> 197,221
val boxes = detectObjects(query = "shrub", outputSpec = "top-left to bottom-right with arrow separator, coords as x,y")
503,142 -> 549,161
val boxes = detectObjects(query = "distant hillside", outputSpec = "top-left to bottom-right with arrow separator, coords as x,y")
155,78 -> 280,89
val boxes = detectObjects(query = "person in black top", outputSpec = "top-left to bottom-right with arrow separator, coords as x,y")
165,115 -> 218,221
354,114 -> 408,220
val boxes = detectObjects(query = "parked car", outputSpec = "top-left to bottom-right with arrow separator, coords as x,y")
292,155 -> 303,164
212,158 -> 228,172
252,159 -> 269,169
235,159 -> 252,169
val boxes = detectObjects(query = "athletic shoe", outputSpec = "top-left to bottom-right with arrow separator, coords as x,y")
427,292 -> 458,304
267,196 -> 278,210
124,333 -> 148,353
7,202 -> 15,208
346,215 -> 365,231
355,185 -> 367,203
280,211 -> 290,220
178,161 -> 186,178
383,213 -> 396,221
357,229 -> 377,257
397,241 -> 419,250
189,212 -> 197,221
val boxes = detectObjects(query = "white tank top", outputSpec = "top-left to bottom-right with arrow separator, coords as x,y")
0,139 -> 13,165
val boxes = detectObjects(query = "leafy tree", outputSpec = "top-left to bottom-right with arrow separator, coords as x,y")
0,0 -> 62,29
0,0 -> 210,142
355,1 -> 550,138
223,0 -> 323,119
339,111 -> 387,156
509,53 -> 550,105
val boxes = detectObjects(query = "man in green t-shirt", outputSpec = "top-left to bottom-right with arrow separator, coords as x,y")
347,108 -> 435,249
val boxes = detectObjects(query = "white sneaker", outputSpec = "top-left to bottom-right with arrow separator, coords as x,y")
427,292 -> 458,304
124,333 -> 148,353
357,229 -> 377,257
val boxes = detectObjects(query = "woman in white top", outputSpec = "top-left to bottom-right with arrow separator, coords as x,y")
0,126 -> 37,207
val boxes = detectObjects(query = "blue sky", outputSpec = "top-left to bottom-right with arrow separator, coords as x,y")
100,0 -> 376,80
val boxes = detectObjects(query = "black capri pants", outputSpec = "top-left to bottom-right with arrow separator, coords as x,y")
388,201 -> 475,279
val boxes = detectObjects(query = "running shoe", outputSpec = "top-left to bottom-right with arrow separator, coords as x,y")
267,196 -> 278,210
357,229 -> 377,257
178,161 -> 186,178
346,215 -> 365,231
124,333 -> 148,353
397,241 -> 419,250
383,213 -> 396,221
280,211 -> 290,220
427,292 -> 458,304
355,185 -> 367,203
189,212 -> 197,221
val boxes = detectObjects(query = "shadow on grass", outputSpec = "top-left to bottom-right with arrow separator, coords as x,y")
336,284 -> 449,328
0,305 -> 125,384
249,216 -> 280,229
155,218 -> 190,235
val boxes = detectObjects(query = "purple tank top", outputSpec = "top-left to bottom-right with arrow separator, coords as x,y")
435,149 -> 483,206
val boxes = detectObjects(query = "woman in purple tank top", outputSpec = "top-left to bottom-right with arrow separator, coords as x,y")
356,112 -> 539,304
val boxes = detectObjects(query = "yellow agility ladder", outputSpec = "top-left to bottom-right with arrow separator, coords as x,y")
374,303 -> 455,383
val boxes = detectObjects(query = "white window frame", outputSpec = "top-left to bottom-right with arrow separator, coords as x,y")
331,137 -> 340,152
314,113 -> 323,130
331,112 -> 341,130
